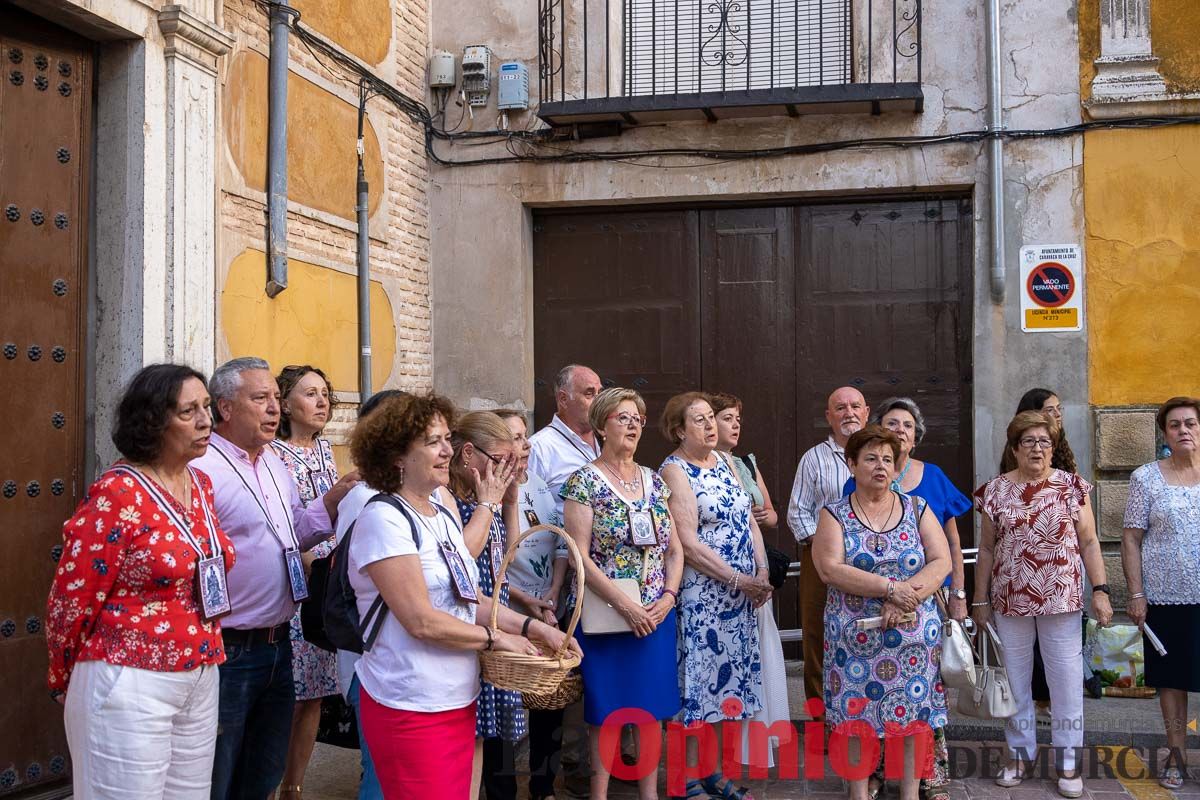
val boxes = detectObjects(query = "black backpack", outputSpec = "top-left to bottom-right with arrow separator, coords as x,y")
317,493 -> 457,654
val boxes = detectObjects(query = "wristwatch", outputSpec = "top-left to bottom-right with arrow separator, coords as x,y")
951,588 -> 967,600
1092,584 -> 1111,595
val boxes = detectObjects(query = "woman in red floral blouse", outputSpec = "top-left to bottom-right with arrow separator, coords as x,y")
971,411 -> 1112,800
46,364 -> 236,799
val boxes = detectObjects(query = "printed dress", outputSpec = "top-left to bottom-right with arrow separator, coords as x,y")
823,494 -> 947,737
456,497 -> 528,742
662,455 -> 762,724
271,438 -> 339,700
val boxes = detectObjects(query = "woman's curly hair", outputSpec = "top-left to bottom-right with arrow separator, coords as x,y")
351,392 -> 458,493
112,364 -> 208,464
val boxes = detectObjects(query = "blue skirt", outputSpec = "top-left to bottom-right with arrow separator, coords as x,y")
577,609 -> 682,726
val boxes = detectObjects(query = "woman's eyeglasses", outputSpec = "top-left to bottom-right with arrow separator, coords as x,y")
607,412 -> 647,428
1019,437 -> 1054,450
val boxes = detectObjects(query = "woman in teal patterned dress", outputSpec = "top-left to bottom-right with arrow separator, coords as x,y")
660,392 -> 771,800
813,426 -> 951,800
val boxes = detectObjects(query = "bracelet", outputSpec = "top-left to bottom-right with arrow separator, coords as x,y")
480,501 -> 501,515
1129,592 -> 1146,600
885,578 -> 896,601
970,601 -> 990,607
663,588 -> 679,601
521,617 -> 534,638
484,626 -> 495,651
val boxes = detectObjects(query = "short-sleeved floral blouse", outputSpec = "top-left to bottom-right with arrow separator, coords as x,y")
974,469 -> 1093,617
1123,461 -> 1200,605
561,464 -> 672,606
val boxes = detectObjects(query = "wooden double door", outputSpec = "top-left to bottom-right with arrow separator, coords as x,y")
533,198 -> 974,643
0,6 -> 92,794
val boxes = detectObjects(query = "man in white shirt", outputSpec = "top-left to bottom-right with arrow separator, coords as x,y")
527,364 -> 603,515
786,386 -> 869,709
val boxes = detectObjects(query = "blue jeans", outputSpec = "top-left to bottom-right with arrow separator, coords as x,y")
210,636 -> 295,799
347,675 -> 383,800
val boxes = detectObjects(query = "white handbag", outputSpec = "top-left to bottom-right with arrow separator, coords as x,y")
935,592 -> 977,691
580,578 -> 641,634
956,622 -> 1018,719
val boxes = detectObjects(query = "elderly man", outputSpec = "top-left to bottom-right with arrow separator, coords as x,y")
528,364 -> 603,515
786,386 -> 869,709
195,357 -> 357,800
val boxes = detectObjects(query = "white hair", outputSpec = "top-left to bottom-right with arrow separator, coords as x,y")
210,357 -> 270,421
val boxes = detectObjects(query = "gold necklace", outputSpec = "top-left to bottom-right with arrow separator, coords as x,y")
144,464 -> 191,507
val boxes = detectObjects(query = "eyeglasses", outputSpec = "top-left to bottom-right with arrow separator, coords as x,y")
1019,437 -> 1054,450
474,448 -> 505,464
607,412 -> 647,428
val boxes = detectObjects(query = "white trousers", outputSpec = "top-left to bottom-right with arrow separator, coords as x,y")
64,660 -> 219,799
993,612 -> 1084,771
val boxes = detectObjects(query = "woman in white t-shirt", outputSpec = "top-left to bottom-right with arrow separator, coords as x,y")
347,393 -> 581,799
496,410 -> 569,800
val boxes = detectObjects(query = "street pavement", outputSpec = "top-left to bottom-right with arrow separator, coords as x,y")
299,661 -> 1200,800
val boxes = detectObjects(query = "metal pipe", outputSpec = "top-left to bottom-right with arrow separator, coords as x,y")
356,81 -> 373,402
265,0 -> 298,298
985,0 -> 1006,301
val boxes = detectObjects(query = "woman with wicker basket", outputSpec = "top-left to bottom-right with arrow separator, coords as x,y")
562,387 -> 685,800
347,394 -> 579,799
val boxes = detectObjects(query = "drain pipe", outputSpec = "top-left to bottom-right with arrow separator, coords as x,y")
985,0 -> 1006,302
265,0 -> 299,298
356,80 -> 373,401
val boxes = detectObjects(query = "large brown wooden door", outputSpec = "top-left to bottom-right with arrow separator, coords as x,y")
532,197 -> 973,648
0,7 -> 92,794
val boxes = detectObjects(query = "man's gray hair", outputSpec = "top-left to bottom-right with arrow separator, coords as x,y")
870,396 -> 928,444
210,356 -> 271,421
554,364 -> 588,395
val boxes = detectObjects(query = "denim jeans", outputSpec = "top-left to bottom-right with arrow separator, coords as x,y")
347,675 -> 383,800
210,636 -> 295,800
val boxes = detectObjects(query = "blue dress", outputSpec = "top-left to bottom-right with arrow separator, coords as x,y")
662,455 -> 762,724
456,497 -> 527,742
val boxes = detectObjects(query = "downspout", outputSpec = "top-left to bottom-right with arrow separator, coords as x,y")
356,80 -> 373,401
985,0 -> 1006,301
266,0 -> 299,298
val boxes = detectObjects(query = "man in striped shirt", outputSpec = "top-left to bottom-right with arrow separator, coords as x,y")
787,386 -> 870,710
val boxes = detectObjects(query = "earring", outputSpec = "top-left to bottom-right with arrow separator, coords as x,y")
398,464 -> 405,487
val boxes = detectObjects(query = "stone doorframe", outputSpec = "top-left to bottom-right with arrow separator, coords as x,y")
21,0 -> 233,471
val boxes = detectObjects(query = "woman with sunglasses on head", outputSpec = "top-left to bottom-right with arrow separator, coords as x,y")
448,412 -> 524,800
561,387 -> 684,800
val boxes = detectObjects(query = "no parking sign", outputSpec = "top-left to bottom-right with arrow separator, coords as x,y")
1020,244 -> 1084,332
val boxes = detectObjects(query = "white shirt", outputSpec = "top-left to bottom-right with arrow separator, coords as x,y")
786,436 -> 851,542
527,414 -> 601,518
349,493 -> 480,712
506,472 -> 568,600
334,484 -> 457,700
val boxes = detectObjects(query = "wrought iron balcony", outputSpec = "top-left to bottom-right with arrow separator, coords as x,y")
537,0 -> 923,125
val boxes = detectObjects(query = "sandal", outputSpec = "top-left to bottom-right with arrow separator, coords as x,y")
868,775 -> 886,800
279,787 -> 302,800
668,779 -> 709,799
700,772 -> 756,799
1159,767 -> 1184,791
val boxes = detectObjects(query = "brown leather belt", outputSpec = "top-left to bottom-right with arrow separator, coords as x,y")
222,623 -> 290,647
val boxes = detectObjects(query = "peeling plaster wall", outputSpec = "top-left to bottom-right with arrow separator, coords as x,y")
430,0 -> 1090,484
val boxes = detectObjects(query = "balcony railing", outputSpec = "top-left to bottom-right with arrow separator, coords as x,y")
537,0 -> 923,125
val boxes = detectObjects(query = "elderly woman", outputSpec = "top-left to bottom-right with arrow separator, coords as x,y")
841,398 -> 969,800
348,393 -> 578,798
448,411 -> 525,800
1000,388 -> 1078,474
813,426 -> 951,800
709,392 -> 791,773
972,411 -> 1112,798
1121,396 -> 1200,790
269,364 -> 341,800
660,391 -> 770,800
496,408 -> 569,800
47,364 -> 238,798
562,387 -> 684,800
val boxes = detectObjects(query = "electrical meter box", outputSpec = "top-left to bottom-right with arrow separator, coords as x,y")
429,50 -> 456,88
462,45 -> 491,106
497,61 -> 529,110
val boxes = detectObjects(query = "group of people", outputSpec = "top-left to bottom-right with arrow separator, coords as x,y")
791,385 -> 1200,800
42,354 -> 1199,800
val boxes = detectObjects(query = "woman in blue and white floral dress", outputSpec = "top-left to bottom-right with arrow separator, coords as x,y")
660,392 -> 771,800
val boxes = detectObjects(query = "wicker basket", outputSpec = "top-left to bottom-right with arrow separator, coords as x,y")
479,523 -> 584,696
523,670 -> 583,711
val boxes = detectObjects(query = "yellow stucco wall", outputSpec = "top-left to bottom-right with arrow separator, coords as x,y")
1085,126 -> 1200,406
221,249 -> 396,392
224,50 -> 384,221
292,0 -> 392,66
1080,0 -> 1200,101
